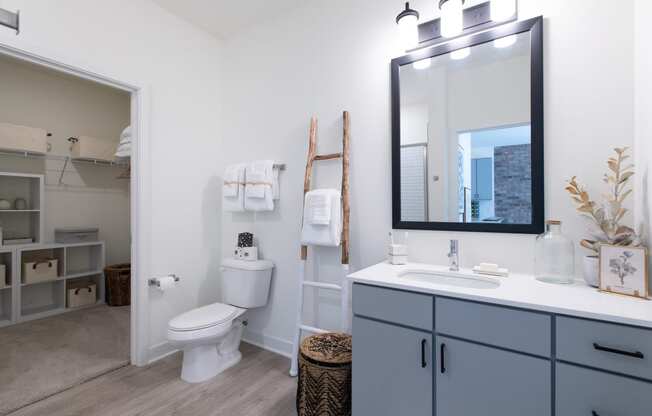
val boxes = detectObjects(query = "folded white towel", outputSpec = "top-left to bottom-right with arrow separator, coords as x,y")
224,164 -> 246,212
223,164 -> 242,198
307,190 -> 331,225
301,189 -> 341,247
115,126 -> 132,159
245,160 -> 274,212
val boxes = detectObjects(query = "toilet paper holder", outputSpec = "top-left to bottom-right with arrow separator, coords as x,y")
148,274 -> 180,287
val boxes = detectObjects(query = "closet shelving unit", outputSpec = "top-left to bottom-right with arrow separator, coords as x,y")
0,172 -> 107,326
0,247 -> 13,327
0,172 -> 44,245
15,242 -> 106,322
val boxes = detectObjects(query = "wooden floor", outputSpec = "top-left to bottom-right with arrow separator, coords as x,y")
10,343 -> 297,416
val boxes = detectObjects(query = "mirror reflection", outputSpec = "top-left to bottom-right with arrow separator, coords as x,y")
399,32 -> 532,224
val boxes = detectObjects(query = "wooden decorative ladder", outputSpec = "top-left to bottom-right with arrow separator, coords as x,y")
289,111 -> 351,377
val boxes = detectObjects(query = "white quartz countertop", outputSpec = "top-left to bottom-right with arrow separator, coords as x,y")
348,262 -> 652,328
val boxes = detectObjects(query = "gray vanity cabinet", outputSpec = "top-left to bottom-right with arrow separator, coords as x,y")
352,316 -> 433,416
436,336 -> 551,416
351,283 -> 652,416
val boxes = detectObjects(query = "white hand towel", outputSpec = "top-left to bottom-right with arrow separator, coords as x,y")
301,189 -> 341,247
223,164 -> 242,198
224,164 -> 246,212
307,190 -> 331,225
244,160 -> 274,212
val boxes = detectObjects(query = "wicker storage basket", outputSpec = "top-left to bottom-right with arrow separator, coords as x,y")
297,332 -> 352,416
105,263 -> 131,306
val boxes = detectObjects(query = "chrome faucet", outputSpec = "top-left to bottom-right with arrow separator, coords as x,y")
448,240 -> 459,271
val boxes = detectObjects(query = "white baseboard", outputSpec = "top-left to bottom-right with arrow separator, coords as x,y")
148,341 -> 179,364
242,329 -> 293,358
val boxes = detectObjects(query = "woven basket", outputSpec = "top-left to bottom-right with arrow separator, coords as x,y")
104,263 -> 131,306
297,333 -> 352,416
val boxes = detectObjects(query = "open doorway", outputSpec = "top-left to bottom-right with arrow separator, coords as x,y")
0,50 -> 144,414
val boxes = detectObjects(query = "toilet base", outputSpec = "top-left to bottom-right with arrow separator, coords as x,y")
178,320 -> 245,383
181,346 -> 242,383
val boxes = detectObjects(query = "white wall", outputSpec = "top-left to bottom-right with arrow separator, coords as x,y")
635,0 -> 652,288
0,56 -> 131,265
0,0 -> 224,360
220,0 -> 637,355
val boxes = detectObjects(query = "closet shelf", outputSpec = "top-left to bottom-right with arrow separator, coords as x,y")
0,150 -> 128,168
0,210 -> 40,213
20,270 -> 104,287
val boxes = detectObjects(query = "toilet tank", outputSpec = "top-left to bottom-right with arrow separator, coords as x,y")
221,259 -> 274,308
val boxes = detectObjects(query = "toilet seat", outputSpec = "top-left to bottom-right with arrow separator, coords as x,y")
169,302 -> 242,332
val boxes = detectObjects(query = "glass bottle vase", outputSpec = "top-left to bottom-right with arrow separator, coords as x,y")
535,220 -> 575,284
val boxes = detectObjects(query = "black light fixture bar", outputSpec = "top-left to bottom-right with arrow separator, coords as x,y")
0,7 -> 19,34
415,1 -> 516,49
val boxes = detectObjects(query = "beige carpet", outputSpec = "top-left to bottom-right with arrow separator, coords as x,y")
0,305 -> 130,415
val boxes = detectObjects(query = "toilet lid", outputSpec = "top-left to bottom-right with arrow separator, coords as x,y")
169,302 -> 240,331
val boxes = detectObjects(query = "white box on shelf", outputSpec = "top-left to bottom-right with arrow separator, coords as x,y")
0,122 -> 48,155
22,259 -> 59,284
55,227 -> 99,244
71,136 -> 117,163
67,283 -> 96,308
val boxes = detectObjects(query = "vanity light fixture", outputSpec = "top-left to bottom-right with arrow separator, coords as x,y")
450,47 -> 470,60
413,58 -> 432,70
439,0 -> 465,38
396,2 -> 420,50
491,0 -> 516,22
493,34 -> 517,48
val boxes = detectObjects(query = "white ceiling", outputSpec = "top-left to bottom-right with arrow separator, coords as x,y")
153,0 -> 305,40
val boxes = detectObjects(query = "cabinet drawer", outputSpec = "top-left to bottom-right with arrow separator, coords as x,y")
556,317 -> 652,380
353,284 -> 433,331
436,297 -> 551,357
556,363 -> 652,416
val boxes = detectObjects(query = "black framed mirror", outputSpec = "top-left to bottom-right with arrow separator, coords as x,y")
392,16 -> 543,234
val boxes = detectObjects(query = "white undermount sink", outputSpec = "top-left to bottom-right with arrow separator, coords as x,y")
398,269 -> 501,289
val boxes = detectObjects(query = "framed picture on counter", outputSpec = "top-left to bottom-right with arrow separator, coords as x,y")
599,244 -> 649,299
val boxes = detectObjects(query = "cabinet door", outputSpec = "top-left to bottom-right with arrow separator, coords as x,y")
436,336 -> 551,416
352,316 -> 432,416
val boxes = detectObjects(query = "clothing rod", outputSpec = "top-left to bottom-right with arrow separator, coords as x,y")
0,150 -> 129,167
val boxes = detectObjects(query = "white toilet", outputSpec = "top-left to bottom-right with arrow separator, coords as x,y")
167,258 -> 274,383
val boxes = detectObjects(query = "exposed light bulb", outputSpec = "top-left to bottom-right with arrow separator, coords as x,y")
396,2 -> 420,50
491,0 -> 516,22
493,34 -> 517,48
413,58 -> 432,70
450,47 -> 470,60
440,0 -> 464,38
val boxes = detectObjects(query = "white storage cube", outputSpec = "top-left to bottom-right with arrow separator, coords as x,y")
0,264 -> 6,289
67,283 -> 96,308
71,136 -> 118,163
0,123 -> 48,155
55,227 -> 99,244
22,259 -> 59,284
